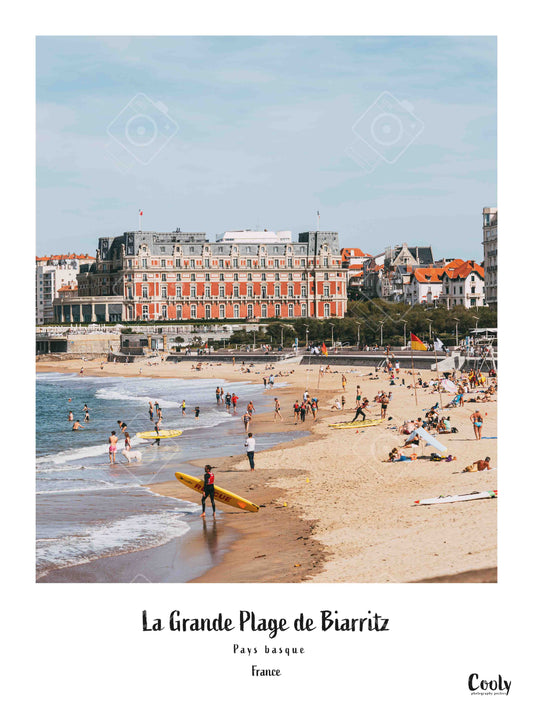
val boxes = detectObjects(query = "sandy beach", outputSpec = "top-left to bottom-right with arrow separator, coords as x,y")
36,355 -> 497,583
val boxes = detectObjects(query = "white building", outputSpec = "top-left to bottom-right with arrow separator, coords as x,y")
216,229 -> 292,243
440,260 -> 485,309
482,207 -> 497,309
36,254 -> 95,324
404,267 -> 445,305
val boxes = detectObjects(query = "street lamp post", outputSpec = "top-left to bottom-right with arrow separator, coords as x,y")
331,325 -> 334,350
379,320 -> 384,348
453,318 -> 459,347
355,321 -> 361,349
400,319 -> 407,348
427,318 -> 432,344
305,327 -> 309,349
281,326 -> 284,350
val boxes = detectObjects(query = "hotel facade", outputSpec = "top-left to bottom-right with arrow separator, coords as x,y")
53,228 -> 348,323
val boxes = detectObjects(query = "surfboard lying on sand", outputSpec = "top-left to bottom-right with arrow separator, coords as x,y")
415,490 -> 497,505
328,418 -> 384,429
136,429 -> 182,440
175,471 -> 259,512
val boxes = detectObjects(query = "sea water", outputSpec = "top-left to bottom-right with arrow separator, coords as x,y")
36,373 -> 301,580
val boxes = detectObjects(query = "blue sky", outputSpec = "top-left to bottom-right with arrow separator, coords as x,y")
36,36 -> 496,260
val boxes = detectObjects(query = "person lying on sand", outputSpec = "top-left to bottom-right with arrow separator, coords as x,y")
463,457 -> 492,472
403,432 -> 420,448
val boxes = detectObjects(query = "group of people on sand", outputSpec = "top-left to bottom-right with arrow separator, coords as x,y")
273,391 -> 319,424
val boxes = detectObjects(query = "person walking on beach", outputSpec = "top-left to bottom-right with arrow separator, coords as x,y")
380,393 -> 389,419
231,393 -> 239,413
72,420 -> 84,430
300,401 -> 306,423
201,465 -> 216,518
242,411 -> 251,432
216,387 -> 221,404
124,431 -> 132,451
151,417 -> 162,447
341,395 -> 346,410
342,374 -> 347,392
470,410 -> 484,440
293,400 -> 301,424
148,402 -> 154,421
351,398 -> 370,422
225,392 -> 231,411
195,406 -> 200,419
83,404 -> 90,422
181,400 -> 186,416
247,401 -> 255,416
244,433 -> 256,470
274,397 -> 283,421
108,430 -> 118,463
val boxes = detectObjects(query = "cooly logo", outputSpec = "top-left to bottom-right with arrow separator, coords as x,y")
468,674 -> 511,695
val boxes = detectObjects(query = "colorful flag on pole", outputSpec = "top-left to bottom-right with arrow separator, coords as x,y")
139,210 -> 143,216
321,342 -> 328,356
410,333 -> 427,351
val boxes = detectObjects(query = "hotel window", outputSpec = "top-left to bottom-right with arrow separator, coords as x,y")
219,304 -> 225,319
161,273 -> 167,281
288,258 -> 293,267
233,286 -> 239,297
233,273 -> 239,281
261,286 -> 267,298
175,259 -> 181,267
247,285 -> 253,297
274,259 -> 279,268
261,304 -> 267,318
141,258 -> 147,268
261,273 -> 266,281
142,286 -> 148,298
128,259 -> 132,268
324,272 -> 329,280
162,286 -> 167,298
301,286 -> 307,298
127,274 -> 132,281
301,258 -> 306,267
191,273 -> 196,281
324,258 -> 329,267
247,304 -> 253,319
219,285 -> 224,297
205,285 -> 211,297
246,259 -> 252,268
219,273 -> 224,281
161,260 -> 166,268
205,273 -> 210,281
233,258 -> 238,268
247,273 -> 252,281
176,273 -> 181,281
142,305 -> 149,319
288,304 -> 294,317
143,273 -> 147,281
275,273 -> 280,281
324,303 -> 330,317
471,286 -> 476,294
275,285 -> 281,298
275,304 -> 281,317
260,258 -> 266,268
191,305 -> 197,318
162,305 -> 167,318
176,286 -> 182,297
233,305 -> 240,318
288,285 -> 294,298
288,273 -> 293,281
274,247 -> 279,254
324,285 -> 330,297
177,305 -> 182,319
301,303 -> 307,317
205,304 -> 211,319
204,259 -> 210,268
127,287 -> 133,299
191,286 -> 197,298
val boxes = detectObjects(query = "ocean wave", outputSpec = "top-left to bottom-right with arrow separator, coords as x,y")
36,508 -> 195,577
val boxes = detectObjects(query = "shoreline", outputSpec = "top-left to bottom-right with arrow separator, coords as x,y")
36,356 -> 497,583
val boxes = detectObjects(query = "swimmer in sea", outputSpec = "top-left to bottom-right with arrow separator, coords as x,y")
108,430 -> 118,463
83,404 -> 90,422
72,420 -> 84,430
68,411 -> 73,421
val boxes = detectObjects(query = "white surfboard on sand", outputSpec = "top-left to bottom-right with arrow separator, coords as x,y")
415,490 -> 497,505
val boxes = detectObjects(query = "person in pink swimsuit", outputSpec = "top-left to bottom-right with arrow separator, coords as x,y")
109,430 -> 118,464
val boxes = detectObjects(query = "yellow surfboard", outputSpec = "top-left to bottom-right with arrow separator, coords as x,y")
328,419 -> 385,429
136,429 -> 183,440
175,471 -> 259,513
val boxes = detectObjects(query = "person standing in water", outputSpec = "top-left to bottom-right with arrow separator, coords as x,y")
195,406 -> 200,419
181,400 -> 186,416
148,402 -> 154,421
68,411 -> 74,422
108,430 -> 118,463
72,420 -> 84,430
83,404 -> 90,422
201,465 -> 216,518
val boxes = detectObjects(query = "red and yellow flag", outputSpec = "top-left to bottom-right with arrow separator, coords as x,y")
321,342 -> 328,356
410,333 -> 427,351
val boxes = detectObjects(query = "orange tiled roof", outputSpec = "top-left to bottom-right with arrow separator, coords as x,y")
413,267 -> 445,283
341,248 -> 372,260
57,284 -> 78,292
36,253 -> 95,262
443,259 -> 484,280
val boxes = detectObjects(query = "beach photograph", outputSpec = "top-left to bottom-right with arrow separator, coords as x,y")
36,35 -> 497,585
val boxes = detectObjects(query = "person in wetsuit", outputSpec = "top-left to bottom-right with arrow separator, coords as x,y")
201,465 -> 216,518
351,398 -> 370,422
